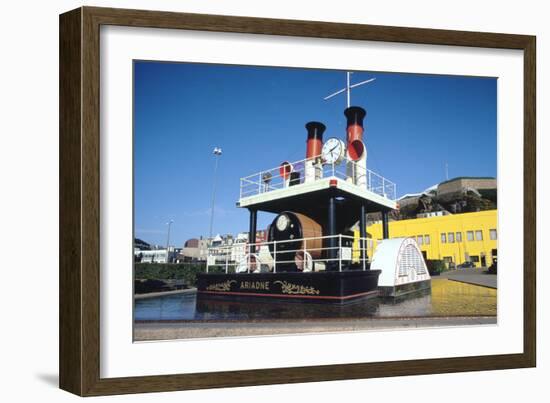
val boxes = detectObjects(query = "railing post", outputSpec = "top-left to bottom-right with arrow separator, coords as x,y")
362,238 -> 366,271
247,244 -> 250,274
328,196 -> 337,270
360,204 -> 367,270
225,248 -> 229,274
273,240 -> 277,273
258,173 -> 262,194
303,238 -> 307,272
206,252 -> 210,273
368,170 -> 372,191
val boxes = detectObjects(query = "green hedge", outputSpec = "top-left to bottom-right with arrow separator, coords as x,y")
425,259 -> 447,275
134,263 -> 209,286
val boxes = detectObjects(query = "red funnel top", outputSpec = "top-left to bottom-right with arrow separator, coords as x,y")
344,107 -> 366,161
305,121 -> 326,159
344,106 -> 366,144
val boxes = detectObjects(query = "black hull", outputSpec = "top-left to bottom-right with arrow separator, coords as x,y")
196,270 -> 381,304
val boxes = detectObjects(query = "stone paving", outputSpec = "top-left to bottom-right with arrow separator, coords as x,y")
440,268 -> 497,289
134,316 -> 497,341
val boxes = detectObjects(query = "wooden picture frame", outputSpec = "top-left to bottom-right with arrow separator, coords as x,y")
59,6 -> 536,396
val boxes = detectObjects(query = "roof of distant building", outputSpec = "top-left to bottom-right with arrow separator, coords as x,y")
398,183 -> 438,201
184,238 -> 199,248
438,176 -> 496,186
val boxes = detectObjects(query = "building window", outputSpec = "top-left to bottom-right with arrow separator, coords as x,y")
424,235 -> 430,245
448,232 -> 455,243
490,229 -> 497,240
475,230 -> 483,241
456,232 -> 462,242
467,231 -> 474,241
441,233 -> 447,243
417,235 -> 423,246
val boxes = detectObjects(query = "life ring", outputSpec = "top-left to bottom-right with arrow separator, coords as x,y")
236,253 -> 261,273
295,251 -> 313,272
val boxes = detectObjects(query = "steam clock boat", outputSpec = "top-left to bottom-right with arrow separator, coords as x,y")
197,84 -> 431,303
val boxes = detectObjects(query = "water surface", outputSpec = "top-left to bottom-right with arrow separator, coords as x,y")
134,278 -> 496,321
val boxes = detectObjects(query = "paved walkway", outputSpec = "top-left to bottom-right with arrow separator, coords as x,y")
440,268 -> 497,289
134,316 -> 496,341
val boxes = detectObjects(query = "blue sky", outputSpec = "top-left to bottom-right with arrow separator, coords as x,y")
134,61 -> 496,247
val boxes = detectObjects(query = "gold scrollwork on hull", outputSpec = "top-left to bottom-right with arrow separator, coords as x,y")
274,280 -> 320,295
206,280 -> 236,292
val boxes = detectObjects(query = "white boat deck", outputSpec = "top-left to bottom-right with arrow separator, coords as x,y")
239,177 -> 397,210
238,156 -> 397,210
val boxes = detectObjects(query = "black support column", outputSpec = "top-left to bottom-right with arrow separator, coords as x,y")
248,209 -> 257,253
327,196 -> 337,270
382,210 -> 390,239
359,204 -> 367,265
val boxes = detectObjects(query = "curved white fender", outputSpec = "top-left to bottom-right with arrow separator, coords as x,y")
370,237 -> 430,287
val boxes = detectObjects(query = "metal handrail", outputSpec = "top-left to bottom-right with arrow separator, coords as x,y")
206,234 -> 380,274
207,235 -> 373,254
239,155 -> 396,200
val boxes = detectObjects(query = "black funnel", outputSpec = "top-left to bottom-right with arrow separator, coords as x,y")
305,121 -> 326,140
344,106 -> 366,127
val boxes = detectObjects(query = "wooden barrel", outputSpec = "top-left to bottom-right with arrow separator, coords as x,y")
294,213 -> 323,259
268,212 -> 323,271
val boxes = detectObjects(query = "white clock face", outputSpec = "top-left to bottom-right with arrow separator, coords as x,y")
276,214 -> 290,231
322,138 -> 346,165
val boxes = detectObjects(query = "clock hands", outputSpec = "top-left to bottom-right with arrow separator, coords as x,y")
322,139 -> 345,164
329,143 -> 341,162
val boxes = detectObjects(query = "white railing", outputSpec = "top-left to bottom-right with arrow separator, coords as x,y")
205,235 -> 380,274
239,156 -> 396,201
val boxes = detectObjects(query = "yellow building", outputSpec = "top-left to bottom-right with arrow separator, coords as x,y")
366,210 -> 498,268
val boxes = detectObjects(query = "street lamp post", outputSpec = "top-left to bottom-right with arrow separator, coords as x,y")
165,219 -> 174,289
209,147 -> 223,240
165,220 -> 173,263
